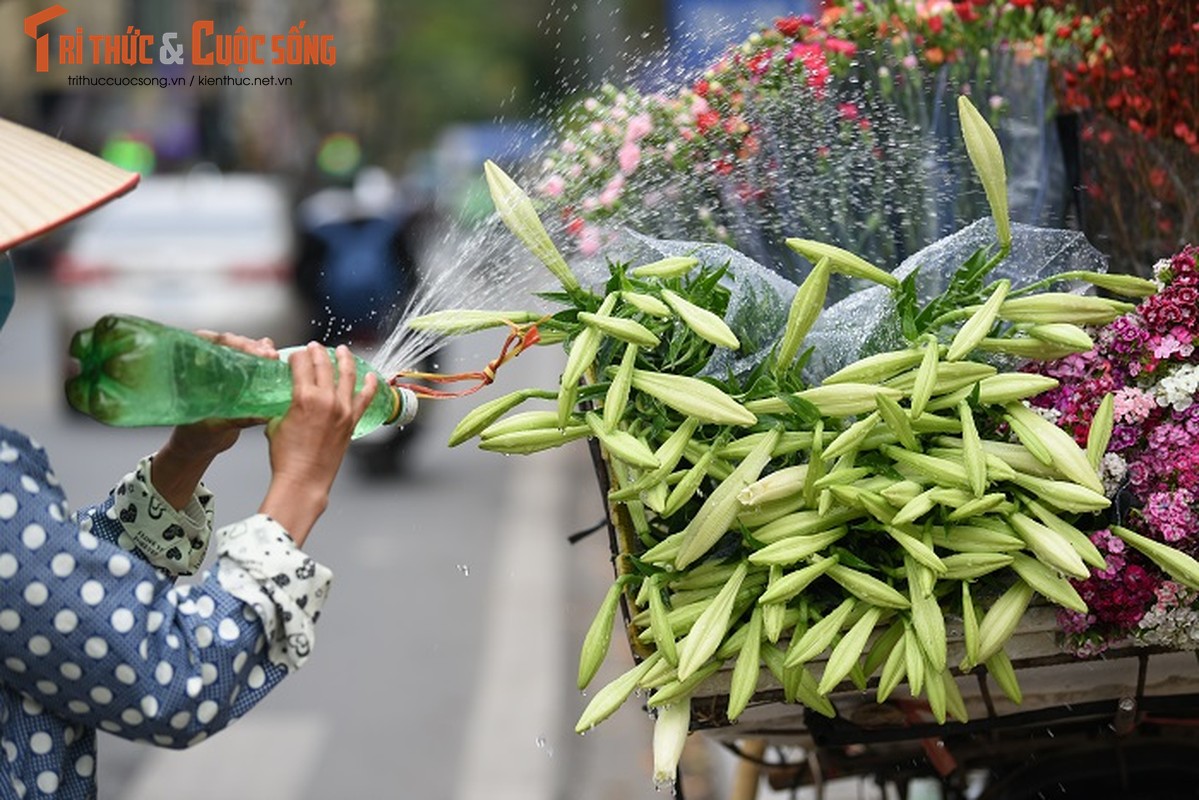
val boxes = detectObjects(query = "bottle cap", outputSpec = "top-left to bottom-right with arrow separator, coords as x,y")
385,385 -> 419,427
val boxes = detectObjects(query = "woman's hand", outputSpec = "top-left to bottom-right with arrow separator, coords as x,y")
258,343 -> 377,546
152,331 -> 279,509
168,331 -> 280,457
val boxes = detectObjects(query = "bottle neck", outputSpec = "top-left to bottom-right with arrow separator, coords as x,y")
383,384 -> 402,425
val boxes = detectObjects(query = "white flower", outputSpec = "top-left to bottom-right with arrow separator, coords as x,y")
1152,257 -> 1173,288
1154,363 -> 1199,412
1028,403 -> 1061,424
1100,452 -> 1128,497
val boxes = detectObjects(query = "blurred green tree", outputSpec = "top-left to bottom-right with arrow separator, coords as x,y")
355,0 -> 663,168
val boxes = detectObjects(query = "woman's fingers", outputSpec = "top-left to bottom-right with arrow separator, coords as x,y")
335,345 -> 357,404
196,329 -> 278,359
290,342 -> 317,387
355,372 -> 379,420
308,341 -> 333,388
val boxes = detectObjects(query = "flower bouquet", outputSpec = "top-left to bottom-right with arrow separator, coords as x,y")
537,62 -> 925,284
1028,245 -> 1199,656
1052,0 -> 1199,277
537,1 -> 1099,290
819,0 -> 1101,233
413,99 -> 1199,787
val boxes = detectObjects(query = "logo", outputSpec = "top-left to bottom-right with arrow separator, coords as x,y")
22,6 -> 336,74
24,4 -> 68,73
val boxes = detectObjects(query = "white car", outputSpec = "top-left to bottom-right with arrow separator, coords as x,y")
53,172 -> 304,351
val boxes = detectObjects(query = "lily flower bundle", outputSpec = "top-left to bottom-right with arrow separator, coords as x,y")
410,97 -> 1195,786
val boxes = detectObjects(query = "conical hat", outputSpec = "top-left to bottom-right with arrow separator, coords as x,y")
0,117 -> 139,251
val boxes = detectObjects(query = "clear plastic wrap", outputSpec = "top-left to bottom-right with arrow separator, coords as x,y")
602,218 -> 1109,384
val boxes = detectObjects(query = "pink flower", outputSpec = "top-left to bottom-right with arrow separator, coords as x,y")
598,174 -> 625,207
786,43 -> 830,93
625,113 -> 653,142
824,38 -> 857,56
1113,386 -> 1157,423
540,175 -> 565,198
618,141 -> 641,174
1142,489 -> 1197,543
1153,332 -> 1195,360
578,225 -> 602,257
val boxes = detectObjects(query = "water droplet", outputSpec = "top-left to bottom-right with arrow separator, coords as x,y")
535,736 -> 554,757
456,564 -> 470,577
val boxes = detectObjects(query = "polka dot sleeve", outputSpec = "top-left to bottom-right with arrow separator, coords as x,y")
0,427 -> 319,754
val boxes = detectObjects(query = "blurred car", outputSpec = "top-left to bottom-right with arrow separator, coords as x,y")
52,172 -> 303,361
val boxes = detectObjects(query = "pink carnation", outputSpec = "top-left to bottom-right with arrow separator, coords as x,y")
578,225 -> 602,257
625,113 -> 653,142
598,174 -> 625,208
1112,386 -> 1157,424
618,141 -> 641,174
824,37 -> 857,56
1142,489 -> 1197,543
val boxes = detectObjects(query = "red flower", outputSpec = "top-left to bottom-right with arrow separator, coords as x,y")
693,79 -> 709,97
953,3 -> 979,23
788,43 -> 830,92
928,15 -> 944,34
1010,0 -> 1034,6
775,16 -> 803,38
747,49 -> 774,76
695,110 -> 720,134
1175,121 -> 1198,147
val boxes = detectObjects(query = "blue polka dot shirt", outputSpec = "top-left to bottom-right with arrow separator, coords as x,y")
1,426 -> 332,799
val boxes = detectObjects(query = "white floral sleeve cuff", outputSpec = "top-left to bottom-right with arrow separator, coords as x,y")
214,514 -> 333,670
110,455 -> 216,575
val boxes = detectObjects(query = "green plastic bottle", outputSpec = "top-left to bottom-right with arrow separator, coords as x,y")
66,314 -> 417,439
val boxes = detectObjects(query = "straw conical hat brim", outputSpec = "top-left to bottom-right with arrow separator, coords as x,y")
0,117 -> 139,252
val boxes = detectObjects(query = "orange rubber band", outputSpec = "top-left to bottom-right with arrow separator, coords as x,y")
390,315 -> 550,399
